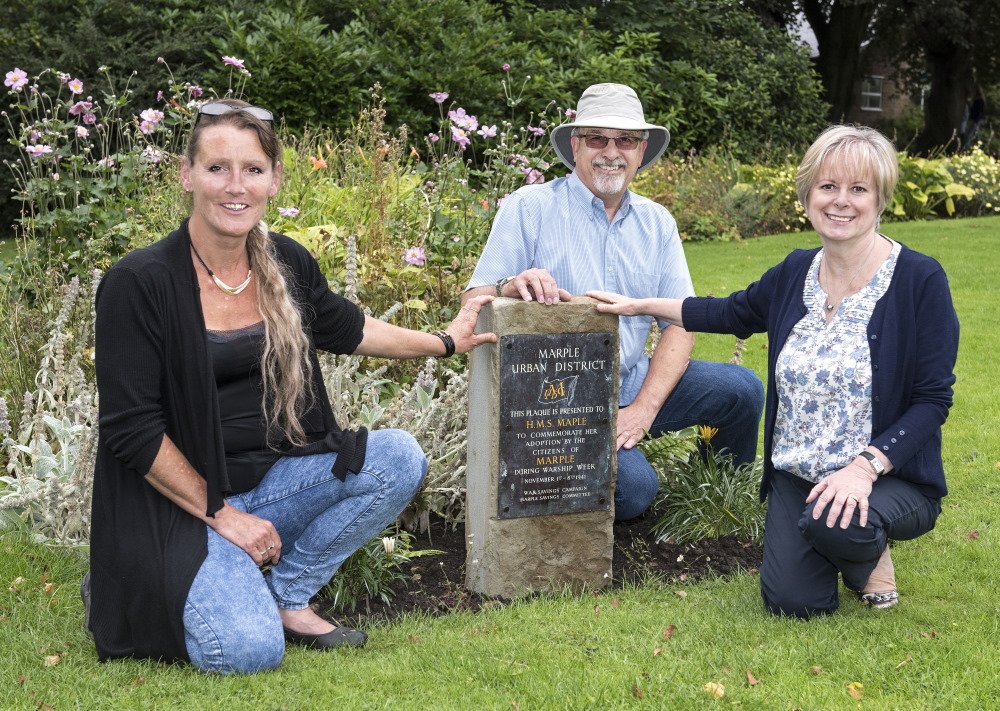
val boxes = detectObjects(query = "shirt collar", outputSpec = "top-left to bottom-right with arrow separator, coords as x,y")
567,171 -> 633,223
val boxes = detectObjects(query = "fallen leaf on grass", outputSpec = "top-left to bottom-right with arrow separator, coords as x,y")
966,530 -> 980,540
632,682 -> 645,699
611,597 -> 620,609
673,590 -> 688,598
920,631 -> 937,639
809,665 -> 823,676
16,676 -> 26,685
746,670 -> 760,686
510,702 -> 521,711
703,682 -> 725,698
593,604 -> 601,616
43,654 -> 63,667
40,704 -> 55,711
895,654 -> 913,670
847,682 -> 863,700
653,646 -> 662,657
407,635 -> 423,645
43,583 -> 56,595
133,676 -> 146,687
8,576 -> 26,593
663,624 -> 677,640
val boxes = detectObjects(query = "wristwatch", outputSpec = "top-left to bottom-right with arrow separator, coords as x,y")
495,276 -> 515,297
858,451 -> 885,477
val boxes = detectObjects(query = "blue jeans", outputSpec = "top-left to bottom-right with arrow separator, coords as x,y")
760,470 -> 941,618
616,359 -> 764,521
183,429 -> 426,674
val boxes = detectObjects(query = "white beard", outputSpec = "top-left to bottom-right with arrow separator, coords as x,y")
591,160 -> 628,196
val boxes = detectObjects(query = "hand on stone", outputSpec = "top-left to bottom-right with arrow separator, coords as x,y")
446,294 -> 498,354
504,268 -> 572,305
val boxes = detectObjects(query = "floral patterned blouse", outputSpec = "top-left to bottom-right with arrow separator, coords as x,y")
772,238 -> 901,482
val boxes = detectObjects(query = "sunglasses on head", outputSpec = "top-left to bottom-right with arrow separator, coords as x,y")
196,102 -> 274,123
576,133 -> 644,151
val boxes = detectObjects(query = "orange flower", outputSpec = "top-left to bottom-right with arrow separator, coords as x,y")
309,155 -> 327,171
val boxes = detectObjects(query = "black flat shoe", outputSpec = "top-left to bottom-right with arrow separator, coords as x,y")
283,625 -> 368,649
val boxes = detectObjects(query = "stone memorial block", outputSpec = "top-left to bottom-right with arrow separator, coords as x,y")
465,297 -> 619,598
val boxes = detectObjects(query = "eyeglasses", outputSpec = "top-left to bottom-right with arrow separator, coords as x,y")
196,102 -> 274,123
576,133 -> 644,151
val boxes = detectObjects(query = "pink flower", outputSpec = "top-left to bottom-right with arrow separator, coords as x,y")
140,108 -> 165,124
527,125 -> 546,137
564,108 -> 577,119
222,55 -> 251,76
429,92 -> 449,104
68,100 -> 93,116
427,132 -> 440,143
26,144 -> 53,158
4,68 -> 28,90
448,107 -> 478,131
139,120 -> 157,135
451,126 -> 471,149
67,78 -> 84,94
29,130 -> 41,142
522,167 -> 545,185
188,85 -> 203,98
156,90 -> 165,102
142,146 -> 164,163
403,246 -> 426,266
82,112 -> 97,125
502,63 -> 510,72
278,207 -> 300,218
76,126 -> 89,138
97,157 -> 116,168
477,124 -> 497,138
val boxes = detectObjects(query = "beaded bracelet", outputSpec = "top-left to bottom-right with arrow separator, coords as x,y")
433,330 -> 456,357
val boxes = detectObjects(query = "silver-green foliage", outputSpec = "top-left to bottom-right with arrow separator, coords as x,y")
0,274 -> 99,545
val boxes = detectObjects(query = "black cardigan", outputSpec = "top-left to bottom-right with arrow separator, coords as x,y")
89,221 -> 365,662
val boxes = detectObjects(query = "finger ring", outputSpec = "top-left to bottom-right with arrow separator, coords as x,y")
847,495 -> 859,503
266,544 -> 275,551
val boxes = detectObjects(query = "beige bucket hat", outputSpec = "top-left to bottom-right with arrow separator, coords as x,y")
550,83 -> 670,173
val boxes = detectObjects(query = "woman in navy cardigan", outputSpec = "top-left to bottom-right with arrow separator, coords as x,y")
589,125 -> 958,617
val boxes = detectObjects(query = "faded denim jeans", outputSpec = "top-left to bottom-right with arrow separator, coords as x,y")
182,429 -> 426,674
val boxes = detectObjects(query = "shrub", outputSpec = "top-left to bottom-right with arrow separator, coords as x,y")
641,426 -> 765,544
945,146 -> 1000,217
320,527 -> 441,613
0,274 -> 98,545
890,153 -> 976,220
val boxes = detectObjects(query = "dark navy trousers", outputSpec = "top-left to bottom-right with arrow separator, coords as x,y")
760,469 -> 941,618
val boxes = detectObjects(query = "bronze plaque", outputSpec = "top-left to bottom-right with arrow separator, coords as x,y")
497,332 -> 615,519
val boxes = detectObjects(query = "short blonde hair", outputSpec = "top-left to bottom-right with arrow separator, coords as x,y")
795,125 -> 898,214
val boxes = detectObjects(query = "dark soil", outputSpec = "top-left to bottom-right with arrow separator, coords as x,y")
320,515 -> 762,627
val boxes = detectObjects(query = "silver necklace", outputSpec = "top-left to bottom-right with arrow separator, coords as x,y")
822,236 -> 877,311
190,242 -> 253,296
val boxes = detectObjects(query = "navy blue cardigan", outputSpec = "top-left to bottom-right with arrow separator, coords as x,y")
682,244 -> 958,501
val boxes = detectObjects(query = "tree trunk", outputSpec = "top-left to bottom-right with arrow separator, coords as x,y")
802,0 -> 878,121
913,40 -> 971,154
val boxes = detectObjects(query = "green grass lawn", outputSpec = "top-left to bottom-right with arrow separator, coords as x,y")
3,217 -> 998,709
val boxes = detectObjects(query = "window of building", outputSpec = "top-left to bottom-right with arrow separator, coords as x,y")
861,76 -> 884,112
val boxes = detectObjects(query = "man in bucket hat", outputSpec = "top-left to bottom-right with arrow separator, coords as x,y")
462,83 -> 764,521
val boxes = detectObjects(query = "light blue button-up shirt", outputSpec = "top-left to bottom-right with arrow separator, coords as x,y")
467,172 -> 694,404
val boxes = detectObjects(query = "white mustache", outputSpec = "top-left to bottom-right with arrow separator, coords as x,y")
592,159 -> 627,170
